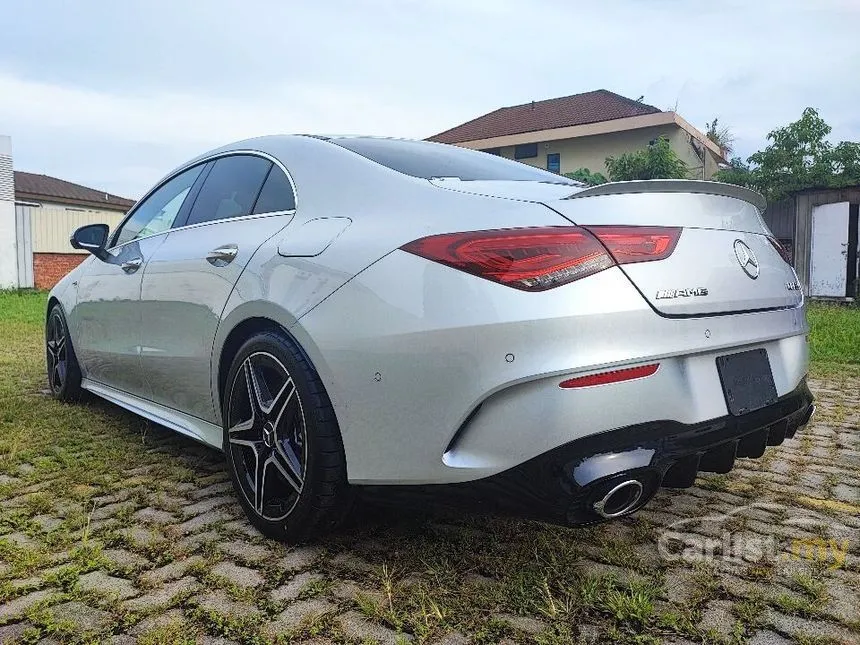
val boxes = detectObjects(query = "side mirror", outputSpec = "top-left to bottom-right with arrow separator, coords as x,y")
70,223 -> 110,261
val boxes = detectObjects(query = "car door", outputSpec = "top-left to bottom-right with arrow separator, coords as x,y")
138,153 -> 297,422
73,164 -> 206,396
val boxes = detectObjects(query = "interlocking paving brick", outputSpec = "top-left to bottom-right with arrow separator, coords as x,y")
0,589 -> 53,620
330,580 -> 385,606
276,546 -> 322,571
46,601 -> 112,632
0,621 -> 34,642
183,495 -> 235,516
338,611 -> 414,644
103,547 -> 150,570
140,555 -> 204,585
210,561 -> 265,589
330,551 -> 377,575
122,576 -> 198,612
77,571 -> 139,600
262,599 -> 338,635
220,519 -> 265,538
91,501 -> 135,521
175,529 -> 221,551
31,514 -> 63,532
1,532 -> 37,548
218,539 -> 272,562
133,507 -> 175,524
129,608 -> 186,635
491,612 -> 547,635
271,571 -> 324,603
576,561 -> 649,587
188,481 -> 234,500
748,630 -> 793,645
175,508 -> 233,534
699,600 -> 735,635
194,589 -> 263,621
122,525 -> 166,547
764,609 -> 856,642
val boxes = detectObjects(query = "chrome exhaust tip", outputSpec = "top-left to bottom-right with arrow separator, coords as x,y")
593,479 -> 644,518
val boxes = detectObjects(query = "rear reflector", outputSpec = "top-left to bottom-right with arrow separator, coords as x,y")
587,226 -> 681,264
559,364 -> 659,389
401,227 -> 614,291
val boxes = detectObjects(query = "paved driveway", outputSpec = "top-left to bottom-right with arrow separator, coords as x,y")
0,373 -> 858,644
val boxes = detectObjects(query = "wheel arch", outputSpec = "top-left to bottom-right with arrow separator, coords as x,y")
46,296 -> 61,322
213,310 -> 324,423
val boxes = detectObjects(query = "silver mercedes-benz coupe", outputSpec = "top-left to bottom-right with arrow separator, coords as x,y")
47,136 -> 814,541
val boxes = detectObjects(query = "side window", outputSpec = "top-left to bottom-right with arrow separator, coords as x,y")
113,165 -> 203,247
186,155 -> 272,226
252,166 -> 296,214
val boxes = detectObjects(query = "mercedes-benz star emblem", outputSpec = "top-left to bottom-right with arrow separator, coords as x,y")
733,239 -> 759,279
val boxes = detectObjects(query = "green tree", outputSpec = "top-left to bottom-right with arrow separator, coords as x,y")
713,157 -> 754,187
604,137 -> 690,181
715,107 -> 860,201
564,168 -> 608,186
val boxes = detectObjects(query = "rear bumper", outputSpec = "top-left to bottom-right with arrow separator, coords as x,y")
359,380 -> 814,526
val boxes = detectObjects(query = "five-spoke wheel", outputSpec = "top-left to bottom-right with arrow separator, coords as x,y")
223,330 -> 351,541
226,351 -> 307,521
45,305 -> 82,401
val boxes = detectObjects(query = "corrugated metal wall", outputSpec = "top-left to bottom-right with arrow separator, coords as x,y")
762,198 -> 795,240
30,204 -> 125,253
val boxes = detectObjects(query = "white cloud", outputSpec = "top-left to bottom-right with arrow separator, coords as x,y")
1,0 -> 858,196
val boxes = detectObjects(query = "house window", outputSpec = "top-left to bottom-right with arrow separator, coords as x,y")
546,153 -> 560,174
514,143 -> 538,160
482,148 -> 501,156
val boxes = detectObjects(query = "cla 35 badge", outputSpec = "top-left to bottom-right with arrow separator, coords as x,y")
656,288 -> 709,300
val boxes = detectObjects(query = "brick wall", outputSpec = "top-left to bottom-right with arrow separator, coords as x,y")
33,253 -> 86,290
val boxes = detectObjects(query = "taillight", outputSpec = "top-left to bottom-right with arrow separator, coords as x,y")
400,227 -> 614,291
587,226 -> 682,264
767,236 -> 792,264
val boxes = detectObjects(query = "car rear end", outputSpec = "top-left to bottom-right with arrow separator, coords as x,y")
376,181 -> 811,524
297,139 -> 813,525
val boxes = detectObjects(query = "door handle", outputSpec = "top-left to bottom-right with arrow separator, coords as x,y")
206,244 -> 239,267
121,257 -> 142,273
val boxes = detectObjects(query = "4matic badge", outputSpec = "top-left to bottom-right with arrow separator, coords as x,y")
655,288 -> 709,300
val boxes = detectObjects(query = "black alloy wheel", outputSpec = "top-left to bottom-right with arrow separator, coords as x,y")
223,330 -> 351,541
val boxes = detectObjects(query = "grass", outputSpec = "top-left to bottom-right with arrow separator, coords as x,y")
1,289 -> 860,644
806,301 -> 860,365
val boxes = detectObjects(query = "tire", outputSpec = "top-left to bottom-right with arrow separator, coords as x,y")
222,329 -> 352,542
46,305 -> 83,402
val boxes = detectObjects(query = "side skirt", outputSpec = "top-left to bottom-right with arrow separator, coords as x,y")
81,379 -> 223,450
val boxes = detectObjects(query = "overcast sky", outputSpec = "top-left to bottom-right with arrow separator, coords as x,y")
1,0 -> 858,199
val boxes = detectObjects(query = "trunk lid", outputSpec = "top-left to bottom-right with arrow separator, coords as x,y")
546,181 -> 802,316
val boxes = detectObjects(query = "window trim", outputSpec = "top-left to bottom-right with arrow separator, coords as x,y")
107,149 -> 298,251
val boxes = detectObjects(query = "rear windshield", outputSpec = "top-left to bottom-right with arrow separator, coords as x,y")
330,137 -> 579,184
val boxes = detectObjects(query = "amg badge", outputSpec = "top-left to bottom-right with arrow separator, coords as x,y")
655,288 -> 709,300
786,281 -> 801,291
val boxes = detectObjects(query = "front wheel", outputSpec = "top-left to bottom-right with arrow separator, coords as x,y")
46,305 -> 82,402
222,330 -> 352,542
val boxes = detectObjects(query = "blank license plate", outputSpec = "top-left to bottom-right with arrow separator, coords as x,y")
716,348 -> 778,416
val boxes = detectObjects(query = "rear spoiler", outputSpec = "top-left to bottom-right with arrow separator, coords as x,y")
565,179 -> 767,212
